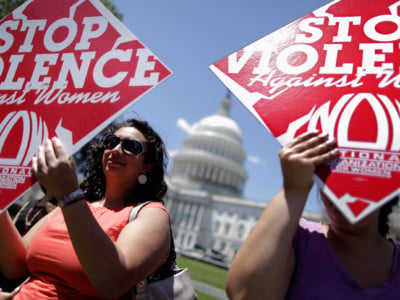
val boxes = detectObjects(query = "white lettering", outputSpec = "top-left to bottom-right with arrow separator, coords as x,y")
28,54 -> 58,89
93,49 -> 132,88
357,43 -> 394,74
294,18 -> 324,43
43,18 -> 77,52
0,111 -> 30,165
0,20 -> 19,53
280,93 -> 400,153
23,112 -> 47,165
329,17 -> 361,42
0,55 -> 25,90
364,13 -> 400,42
227,48 -> 255,74
338,93 -> 388,150
34,86 -> 120,105
18,19 -> 46,52
129,48 -> 160,86
277,44 -> 318,74
320,44 -> 353,74
54,52 -> 96,88
308,94 -> 352,137
75,16 -> 108,50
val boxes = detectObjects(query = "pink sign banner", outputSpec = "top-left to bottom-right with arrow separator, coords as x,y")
210,0 -> 400,223
0,0 -> 171,212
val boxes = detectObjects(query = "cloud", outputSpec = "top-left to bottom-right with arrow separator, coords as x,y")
168,149 -> 179,158
247,155 -> 264,164
176,118 -> 196,134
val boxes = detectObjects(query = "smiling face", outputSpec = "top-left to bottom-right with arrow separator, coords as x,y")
102,126 -> 149,185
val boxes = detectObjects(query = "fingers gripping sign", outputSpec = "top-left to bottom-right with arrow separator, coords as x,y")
32,145 -> 46,177
32,137 -> 79,200
279,131 -> 339,195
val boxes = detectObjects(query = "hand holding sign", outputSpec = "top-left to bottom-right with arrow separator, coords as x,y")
279,131 -> 338,197
32,138 -> 79,200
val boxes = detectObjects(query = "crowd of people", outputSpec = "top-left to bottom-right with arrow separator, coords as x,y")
1,121 -> 399,300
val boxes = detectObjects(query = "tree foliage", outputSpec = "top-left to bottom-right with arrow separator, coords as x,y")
0,0 -> 123,20
0,0 -> 25,19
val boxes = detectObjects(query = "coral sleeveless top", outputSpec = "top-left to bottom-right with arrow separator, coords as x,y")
14,202 -> 167,300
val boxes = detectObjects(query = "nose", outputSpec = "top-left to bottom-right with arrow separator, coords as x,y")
109,141 -> 123,153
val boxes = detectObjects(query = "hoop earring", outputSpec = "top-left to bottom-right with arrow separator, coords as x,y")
138,174 -> 147,185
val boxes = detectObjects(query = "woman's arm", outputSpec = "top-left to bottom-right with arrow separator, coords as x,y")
62,202 -> 170,299
226,131 -> 338,300
32,138 -> 171,299
0,212 -> 28,279
0,204 -> 55,280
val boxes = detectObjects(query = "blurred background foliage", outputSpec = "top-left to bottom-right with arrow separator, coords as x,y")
0,0 -> 123,20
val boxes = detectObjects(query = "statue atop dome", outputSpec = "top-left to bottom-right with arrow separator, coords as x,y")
217,90 -> 232,117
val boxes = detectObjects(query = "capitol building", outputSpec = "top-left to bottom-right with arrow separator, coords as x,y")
164,93 -> 321,263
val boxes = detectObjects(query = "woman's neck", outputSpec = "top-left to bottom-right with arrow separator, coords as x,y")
96,189 -> 126,208
100,177 -> 137,207
325,222 -> 386,249
324,222 -> 394,289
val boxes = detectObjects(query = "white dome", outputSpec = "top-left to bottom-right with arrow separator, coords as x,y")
195,114 -> 242,142
169,94 -> 248,197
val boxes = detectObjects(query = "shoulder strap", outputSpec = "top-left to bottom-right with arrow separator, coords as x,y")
129,201 -> 153,222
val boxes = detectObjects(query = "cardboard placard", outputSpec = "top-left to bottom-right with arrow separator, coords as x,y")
210,0 -> 400,223
0,0 -> 171,212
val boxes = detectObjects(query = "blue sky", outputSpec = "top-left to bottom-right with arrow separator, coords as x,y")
112,0 -> 331,212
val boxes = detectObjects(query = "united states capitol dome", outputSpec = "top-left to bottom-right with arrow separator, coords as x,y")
168,94 -> 248,196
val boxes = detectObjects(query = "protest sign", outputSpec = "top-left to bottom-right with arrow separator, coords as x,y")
210,0 -> 400,223
0,0 -> 171,212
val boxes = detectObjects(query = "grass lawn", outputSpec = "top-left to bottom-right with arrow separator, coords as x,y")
176,255 -> 228,291
195,290 -> 220,300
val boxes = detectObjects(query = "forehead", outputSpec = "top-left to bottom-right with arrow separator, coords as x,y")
114,126 -> 146,142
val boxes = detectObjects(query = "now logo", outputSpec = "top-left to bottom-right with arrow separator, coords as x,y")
0,111 -> 47,166
278,92 -> 400,152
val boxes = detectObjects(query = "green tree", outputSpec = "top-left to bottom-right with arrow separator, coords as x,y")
99,0 -> 123,20
0,0 -> 123,20
0,0 -> 24,19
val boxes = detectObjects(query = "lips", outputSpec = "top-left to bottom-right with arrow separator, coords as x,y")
106,156 -> 125,167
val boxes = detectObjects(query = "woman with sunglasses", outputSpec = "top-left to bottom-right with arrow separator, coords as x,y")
0,119 -> 173,299
226,131 -> 400,300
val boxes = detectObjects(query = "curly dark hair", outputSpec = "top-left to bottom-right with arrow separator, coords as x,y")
379,196 -> 399,238
80,119 -> 168,205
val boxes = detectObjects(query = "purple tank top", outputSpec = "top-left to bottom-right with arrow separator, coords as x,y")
286,218 -> 400,299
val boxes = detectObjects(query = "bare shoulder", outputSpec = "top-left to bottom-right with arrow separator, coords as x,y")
116,205 -> 171,267
136,205 -> 170,222
118,206 -> 170,243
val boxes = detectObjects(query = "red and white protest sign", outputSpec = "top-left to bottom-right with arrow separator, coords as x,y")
210,0 -> 400,223
0,0 -> 171,212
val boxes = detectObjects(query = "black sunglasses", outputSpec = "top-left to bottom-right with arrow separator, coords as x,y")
104,134 -> 145,156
